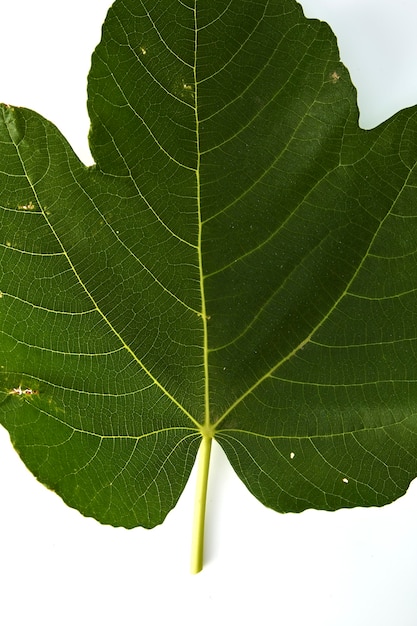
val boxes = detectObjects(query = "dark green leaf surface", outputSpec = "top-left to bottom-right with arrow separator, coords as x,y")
1,0 -> 417,531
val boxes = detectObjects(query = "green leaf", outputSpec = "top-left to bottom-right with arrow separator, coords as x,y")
1,0 -> 417,572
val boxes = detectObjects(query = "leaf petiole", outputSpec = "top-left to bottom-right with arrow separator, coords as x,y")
190,433 -> 213,574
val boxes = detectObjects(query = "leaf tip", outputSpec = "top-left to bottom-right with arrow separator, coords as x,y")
1,103 -> 26,145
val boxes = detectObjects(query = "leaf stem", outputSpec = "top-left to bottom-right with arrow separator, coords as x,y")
190,433 -> 212,574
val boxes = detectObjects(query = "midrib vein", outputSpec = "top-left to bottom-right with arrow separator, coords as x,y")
194,7 -> 210,431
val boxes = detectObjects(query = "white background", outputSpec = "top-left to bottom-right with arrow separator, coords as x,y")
1,1 -> 417,624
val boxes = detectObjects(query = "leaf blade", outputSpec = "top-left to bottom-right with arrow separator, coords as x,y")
1,0 -> 417,544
